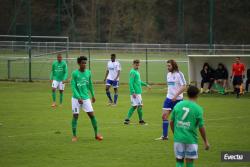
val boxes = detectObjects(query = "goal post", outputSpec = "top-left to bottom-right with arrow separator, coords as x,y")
188,55 -> 250,88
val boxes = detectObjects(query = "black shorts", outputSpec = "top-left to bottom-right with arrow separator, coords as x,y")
233,76 -> 243,86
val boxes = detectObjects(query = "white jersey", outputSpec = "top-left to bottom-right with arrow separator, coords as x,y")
166,71 -> 186,100
107,60 -> 121,80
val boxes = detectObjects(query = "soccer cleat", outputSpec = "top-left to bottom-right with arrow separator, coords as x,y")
51,103 -> 56,107
200,88 -> 204,94
205,89 -> 210,93
72,136 -> 78,142
155,136 -> 168,141
124,119 -> 130,125
95,135 -> 103,141
111,103 -> 117,107
139,120 -> 147,125
107,101 -> 113,106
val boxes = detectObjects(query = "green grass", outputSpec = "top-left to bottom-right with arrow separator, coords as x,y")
0,82 -> 250,167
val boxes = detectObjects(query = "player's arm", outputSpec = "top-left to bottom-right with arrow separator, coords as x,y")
114,70 -> 120,81
50,63 -> 54,82
141,81 -> 151,89
71,72 -> 81,99
230,64 -> 235,79
88,71 -> 95,103
63,62 -> 68,83
173,73 -> 186,101
129,72 -> 136,96
197,110 -> 209,150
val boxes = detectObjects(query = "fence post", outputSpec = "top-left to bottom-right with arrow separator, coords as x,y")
88,48 -> 91,70
145,48 -> 148,83
185,44 -> 188,56
7,60 -> 11,80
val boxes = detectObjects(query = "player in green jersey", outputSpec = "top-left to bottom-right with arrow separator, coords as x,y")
124,59 -> 151,125
71,56 -> 103,142
170,86 -> 209,167
50,54 -> 68,107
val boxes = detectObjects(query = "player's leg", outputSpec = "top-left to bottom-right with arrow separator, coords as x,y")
84,99 -> 103,140
105,81 -> 113,104
113,82 -> 119,105
51,80 -> 58,107
136,95 -> 146,124
59,82 -> 65,105
185,144 -> 198,167
160,98 -> 172,140
200,79 -> 205,93
174,142 -> 185,167
71,98 -> 80,142
124,95 -> 138,124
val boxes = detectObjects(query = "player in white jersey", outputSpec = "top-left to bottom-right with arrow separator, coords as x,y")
104,54 -> 121,106
156,59 -> 186,140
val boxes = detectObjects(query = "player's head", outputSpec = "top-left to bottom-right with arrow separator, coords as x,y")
57,54 -> 62,62
235,57 -> 240,64
77,56 -> 87,69
187,85 -> 200,100
167,59 -> 179,72
111,54 -> 116,62
218,63 -> 224,70
133,59 -> 140,69
203,62 -> 209,70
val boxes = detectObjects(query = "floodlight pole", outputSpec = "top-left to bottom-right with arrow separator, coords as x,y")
209,0 -> 214,54
146,48 -> 148,83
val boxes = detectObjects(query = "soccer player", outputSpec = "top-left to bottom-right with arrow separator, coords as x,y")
230,57 -> 245,98
170,85 -> 209,167
50,54 -> 68,107
124,59 -> 151,125
71,56 -> 103,142
103,54 -> 121,106
156,59 -> 186,140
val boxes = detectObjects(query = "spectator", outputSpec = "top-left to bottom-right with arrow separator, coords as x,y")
200,63 -> 214,93
214,63 -> 228,94
245,68 -> 250,93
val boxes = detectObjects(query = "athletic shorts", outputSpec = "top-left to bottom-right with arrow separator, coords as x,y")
106,79 -> 119,88
162,98 -> 182,111
233,76 -> 243,86
130,94 -> 143,106
174,142 -> 198,159
72,98 -> 94,114
52,80 -> 65,90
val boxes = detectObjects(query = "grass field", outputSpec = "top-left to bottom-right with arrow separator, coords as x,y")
0,82 -> 250,167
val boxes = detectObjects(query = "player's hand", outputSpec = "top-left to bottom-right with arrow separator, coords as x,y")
50,80 -> 53,83
172,97 -> 177,102
78,99 -> 83,104
91,97 -> 96,103
103,79 -> 106,82
204,141 -> 210,150
132,94 -> 137,99
147,85 -> 151,90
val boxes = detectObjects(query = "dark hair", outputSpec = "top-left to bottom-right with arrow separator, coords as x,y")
203,62 -> 210,69
133,59 -> 140,64
57,53 -> 62,57
111,54 -> 116,57
77,56 -> 87,64
236,57 -> 240,59
187,85 -> 200,98
167,59 -> 179,72
218,63 -> 225,69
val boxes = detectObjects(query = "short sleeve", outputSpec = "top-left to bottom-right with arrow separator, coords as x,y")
197,108 -> 204,128
117,62 -> 121,71
178,72 -> 186,86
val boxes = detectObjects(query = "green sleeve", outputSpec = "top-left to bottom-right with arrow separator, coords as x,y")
129,72 -> 135,94
63,62 -> 68,80
197,109 -> 204,128
88,71 -> 95,97
171,108 -> 176,121
50,63 -> 54,80
71,72 -> 81,99
141,81 -> 148,87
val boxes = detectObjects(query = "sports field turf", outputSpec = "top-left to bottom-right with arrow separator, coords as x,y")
0,82 -> 249,167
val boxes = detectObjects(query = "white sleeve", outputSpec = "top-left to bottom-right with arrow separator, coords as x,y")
178,72 -> 186,86
117,62 -> 121,71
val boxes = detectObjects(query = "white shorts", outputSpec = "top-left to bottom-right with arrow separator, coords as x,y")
52,80 -> 65,90
130,94 -> 143,106
72,98 -> 94,114
174,142 -> 198,159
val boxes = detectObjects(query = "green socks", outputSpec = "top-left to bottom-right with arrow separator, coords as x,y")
214,83 -> 225,94
60,92 -> 63,104
90,116 -> 98,137
176,161 -> 184,167
186,161 -> 194,167
52,91 -> 56,102
137,106 -> 143,121
127,107 -> 136,119
71,117 -> 78,136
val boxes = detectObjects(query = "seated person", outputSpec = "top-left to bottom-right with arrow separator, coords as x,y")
200,63 -> 214,93
214,63 -> 228,94
245,68 -> 250,92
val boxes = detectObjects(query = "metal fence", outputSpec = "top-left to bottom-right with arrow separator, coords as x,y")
1,41 -> 250,83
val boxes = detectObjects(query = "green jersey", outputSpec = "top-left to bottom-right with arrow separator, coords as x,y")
71,69 -> 95,100
129,68 -> 148,95
50,60 -> 68,81
171,100 -> 204,144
